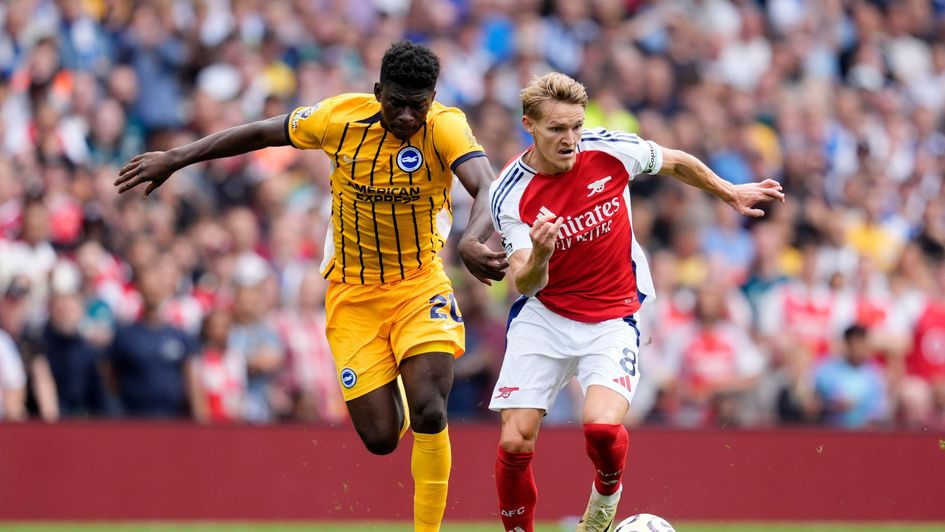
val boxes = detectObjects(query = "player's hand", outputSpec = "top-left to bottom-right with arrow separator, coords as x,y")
114,151 -> 178,197
728,178 -> 785,217
458,238 -> 508,286
529,213 -> 564,264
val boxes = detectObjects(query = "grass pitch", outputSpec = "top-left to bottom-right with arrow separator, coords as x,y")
0,522 -> 943,531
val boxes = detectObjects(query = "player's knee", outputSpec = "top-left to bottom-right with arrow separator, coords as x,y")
499,431 -> 537,453
499,435 -> 535,453
583,423 -> 625,449
411,402 -> 447,433
360,431 -> 400,455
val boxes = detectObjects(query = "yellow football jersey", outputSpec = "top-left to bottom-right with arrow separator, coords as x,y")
285,93 -> 484,284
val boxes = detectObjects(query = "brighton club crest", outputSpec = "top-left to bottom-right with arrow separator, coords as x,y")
396,146 -> 423,173
340,368 -> 358,388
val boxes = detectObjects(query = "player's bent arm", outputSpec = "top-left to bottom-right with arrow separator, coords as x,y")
454,156 -> 508,283
165,114 -> 290,171
508,248 -> 549,297
658,147 -> 736,203
454,156 -> 499,244
507,214 -> 562,295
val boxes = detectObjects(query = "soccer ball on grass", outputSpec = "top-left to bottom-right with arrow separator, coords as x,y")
613,513 -> 675,531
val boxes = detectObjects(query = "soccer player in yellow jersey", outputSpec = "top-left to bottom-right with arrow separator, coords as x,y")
115,41 -> 507,531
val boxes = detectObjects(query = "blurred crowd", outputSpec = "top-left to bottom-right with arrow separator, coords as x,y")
1,0 -> 944,431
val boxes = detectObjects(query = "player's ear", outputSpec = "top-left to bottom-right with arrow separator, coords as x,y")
522,115 -> 534,135
373,82 -> 383,101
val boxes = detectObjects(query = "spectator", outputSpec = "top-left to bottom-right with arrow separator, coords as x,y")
0,327 -> 27,421
73,240 -> 121,347
892,260 -> 945,429
446,272 -> 505,421
701,201 -> 756,282
114,2 -> 186,134
86,98 -> 144,168
758,240 -> 850,362
192,308 -> 246,424
665,285 -> 765,427
814,325 -> 888,429
741,222 -> 790,318
56,0 -> 111,74
541,0 -> 598,77
228,258 -> 284,424
845,188 -> 910,272
272,268 -> 345,424
2,199 -> 57,327
106,264 -> 198,418
0,275 -> 33,344
23,290 -> 108,420
775,346 -> 822,426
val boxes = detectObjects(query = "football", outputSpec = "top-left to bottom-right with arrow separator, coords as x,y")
613,513 -> 676,531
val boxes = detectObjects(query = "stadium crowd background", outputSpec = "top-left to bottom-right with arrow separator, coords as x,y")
0,0 -> 944,431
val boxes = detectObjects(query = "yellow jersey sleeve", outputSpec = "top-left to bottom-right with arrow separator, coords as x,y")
431,107 -> 485,172
285,98 -> 336,150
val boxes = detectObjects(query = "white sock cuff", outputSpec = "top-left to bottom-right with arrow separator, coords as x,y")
591,482 -> 622,504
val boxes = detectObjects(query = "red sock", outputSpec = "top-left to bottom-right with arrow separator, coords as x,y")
584,423 -> 629,496
495,446 -> 537,532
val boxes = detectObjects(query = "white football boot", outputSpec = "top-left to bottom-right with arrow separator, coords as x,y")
575,482 -> 622,532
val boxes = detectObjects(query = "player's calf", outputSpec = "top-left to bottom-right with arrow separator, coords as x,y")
583,423 -> 628,496
496,445 -> 538,532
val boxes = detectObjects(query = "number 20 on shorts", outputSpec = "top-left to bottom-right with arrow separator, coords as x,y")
429,293 -> 463,322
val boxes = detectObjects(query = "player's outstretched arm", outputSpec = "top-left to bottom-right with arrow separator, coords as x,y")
454,156 -> 509,285
508,213 -> 564,297
659,147 -> 785,217
115,114 -> 290,197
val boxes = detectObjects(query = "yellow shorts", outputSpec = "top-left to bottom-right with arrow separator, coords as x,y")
325,264 -> 465,401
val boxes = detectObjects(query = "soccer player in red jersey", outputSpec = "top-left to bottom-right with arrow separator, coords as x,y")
488,73 -> 785,532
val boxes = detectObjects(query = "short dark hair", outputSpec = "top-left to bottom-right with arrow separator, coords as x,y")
843,324 -> 868,343
379,41 -> 439,91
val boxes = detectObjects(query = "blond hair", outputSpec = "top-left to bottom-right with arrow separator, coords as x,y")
520,73 -> 588,120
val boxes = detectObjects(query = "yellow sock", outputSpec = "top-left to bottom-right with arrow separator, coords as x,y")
397,375 -> 410,439
411,426 -> 451,532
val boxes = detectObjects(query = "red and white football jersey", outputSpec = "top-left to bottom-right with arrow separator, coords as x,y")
758,280 -> 846,358
667,322 -> 765,392
907,300 -> 945,380
490,128 -> 662,322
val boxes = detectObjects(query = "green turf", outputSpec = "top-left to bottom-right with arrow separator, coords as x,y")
679,525 -> 945,532
1,523 -> 943,532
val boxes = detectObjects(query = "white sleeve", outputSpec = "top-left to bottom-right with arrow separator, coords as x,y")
0,332 -> 25,390
579,128 -> 662,178
489,174 -> 532,257
757,286 -> 785,336
831,291 -> 857,335
661,324 -> 689,379
731,326 -> 766,378
497,215 -> 532,257
885,292 -> 927,335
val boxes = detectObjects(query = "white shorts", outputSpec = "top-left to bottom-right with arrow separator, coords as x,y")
489,297 -> 642,412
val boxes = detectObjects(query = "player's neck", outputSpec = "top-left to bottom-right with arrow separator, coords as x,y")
523,147 -> 564,176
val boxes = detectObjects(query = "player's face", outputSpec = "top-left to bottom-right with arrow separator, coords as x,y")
375,82 -> 435,141
523,101 -> 584,174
